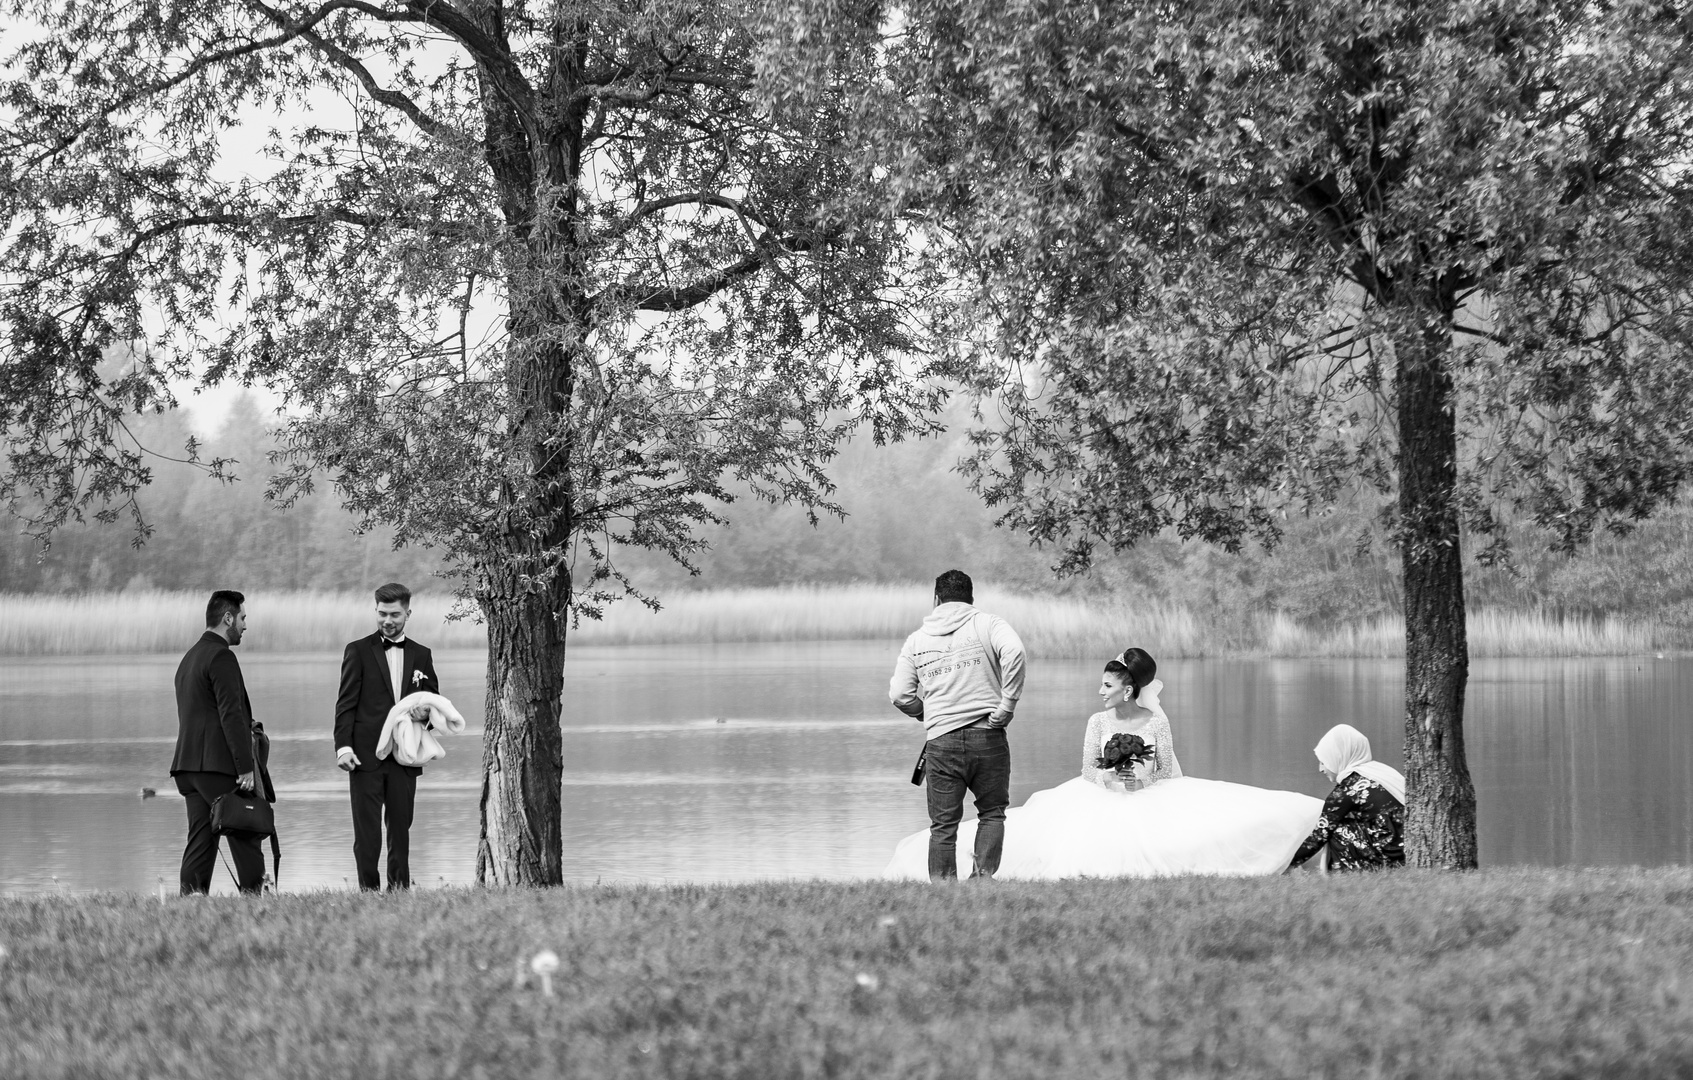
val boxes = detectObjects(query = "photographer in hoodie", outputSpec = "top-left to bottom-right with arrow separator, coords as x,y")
890,570 -> 1027,881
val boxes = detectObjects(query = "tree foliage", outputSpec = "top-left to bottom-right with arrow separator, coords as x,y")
830,0 -> 1693,562
1,0 -> 940,883
2,0 -> 935,606
772,0 -> 1693,866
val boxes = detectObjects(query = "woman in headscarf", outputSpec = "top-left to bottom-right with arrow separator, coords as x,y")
1289,724 -> 1407,871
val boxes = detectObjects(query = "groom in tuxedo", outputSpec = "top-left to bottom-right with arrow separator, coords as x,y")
335,582 -> 441,890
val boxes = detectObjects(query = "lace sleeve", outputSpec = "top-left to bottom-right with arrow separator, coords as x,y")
1081,711 -> 1109,787
1145,713 -> 1183,780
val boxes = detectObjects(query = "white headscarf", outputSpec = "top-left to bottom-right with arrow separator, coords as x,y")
1314,724 -> 1406,805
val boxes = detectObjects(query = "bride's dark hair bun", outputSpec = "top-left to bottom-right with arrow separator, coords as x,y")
1103,647 -> 1157,699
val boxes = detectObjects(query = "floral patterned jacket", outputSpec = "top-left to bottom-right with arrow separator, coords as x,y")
1291,773 -> 1405,870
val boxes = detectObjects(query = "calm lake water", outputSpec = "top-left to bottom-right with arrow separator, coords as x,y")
1,644 -> 1688,894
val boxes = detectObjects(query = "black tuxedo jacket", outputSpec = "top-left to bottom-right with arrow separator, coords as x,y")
171,632 -> 278,801
172,630 -> 256,778
335,633 -> 439,774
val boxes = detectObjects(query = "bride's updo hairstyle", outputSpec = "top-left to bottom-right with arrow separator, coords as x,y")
1104,648 -> 1157,701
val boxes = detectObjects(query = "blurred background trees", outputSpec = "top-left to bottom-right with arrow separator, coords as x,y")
10,388 -> 1692,640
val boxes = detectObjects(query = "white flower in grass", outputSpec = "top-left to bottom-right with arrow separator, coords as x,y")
854,972 -> 879,991
530,949 -> 560,997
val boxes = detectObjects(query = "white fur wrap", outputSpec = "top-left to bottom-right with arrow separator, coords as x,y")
377,691 -> 466,767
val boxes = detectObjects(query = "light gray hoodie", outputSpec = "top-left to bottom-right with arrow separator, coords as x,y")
889,602 -> 1027,740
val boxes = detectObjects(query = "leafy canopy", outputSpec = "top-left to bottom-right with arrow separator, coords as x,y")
1,0 -> 940,611
781,0 -> 1693,573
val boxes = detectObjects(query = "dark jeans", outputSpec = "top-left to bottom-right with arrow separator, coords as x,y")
924,724 -> 1011,881
174,771 -> 265,895
350,760 -> 417,890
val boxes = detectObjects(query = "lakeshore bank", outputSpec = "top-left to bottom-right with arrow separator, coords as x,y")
1,870 -> 1689,1079
0,586 -> 1666,658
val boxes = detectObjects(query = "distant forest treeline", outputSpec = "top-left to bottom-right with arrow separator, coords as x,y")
3,395 -> 1690,632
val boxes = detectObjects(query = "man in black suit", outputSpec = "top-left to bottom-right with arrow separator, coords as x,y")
171,590 -> 273,894
335,581 -> 441,890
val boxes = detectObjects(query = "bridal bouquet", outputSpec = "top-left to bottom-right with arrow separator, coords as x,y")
1096,733 -> 1154,774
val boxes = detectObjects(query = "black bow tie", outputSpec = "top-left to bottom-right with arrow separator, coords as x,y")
381,638 -> 406,650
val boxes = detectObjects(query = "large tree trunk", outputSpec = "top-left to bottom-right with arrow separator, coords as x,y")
1395,315 -> 1479,869
466,11 -> 588,881
468,8 -> 593,887
472,246 -> 579,886
476,575 -> 567,885
474,317 -> 577,886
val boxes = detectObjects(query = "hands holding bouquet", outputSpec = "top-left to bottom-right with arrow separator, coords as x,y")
1096,732 -> 1155,785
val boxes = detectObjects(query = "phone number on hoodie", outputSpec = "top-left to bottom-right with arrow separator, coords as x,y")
921,656 -> 983,678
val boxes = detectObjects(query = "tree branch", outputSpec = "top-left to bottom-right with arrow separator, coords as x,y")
52,207 -> 474,307
625,251 -> 766,313
19,0 -> 383,168
1452,322 -> 1509,346
622,225 -> 839,312
1284,172 -> 1392,303
396,0 -> 537,122
598,193 -> 774,244
245,0 -> 472,146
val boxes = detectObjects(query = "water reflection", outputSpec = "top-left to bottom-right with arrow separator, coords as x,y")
0,645 -> 1687,893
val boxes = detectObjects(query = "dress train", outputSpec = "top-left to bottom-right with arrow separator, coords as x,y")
884,776 -> 1323,880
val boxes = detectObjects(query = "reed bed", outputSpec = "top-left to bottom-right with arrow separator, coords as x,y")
1258,608 -> 1662,658
0,590 -> 486,656
0,587 -> 1666,657
572,585 -> 1213,657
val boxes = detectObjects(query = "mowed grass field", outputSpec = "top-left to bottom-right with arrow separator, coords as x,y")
1,871 -> 1690,1079
0,586 -> 1664,657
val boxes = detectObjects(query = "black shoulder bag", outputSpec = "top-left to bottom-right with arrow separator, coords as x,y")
210,726 -> 282,888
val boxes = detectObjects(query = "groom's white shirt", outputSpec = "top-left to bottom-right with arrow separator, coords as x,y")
383,636 -> 407,703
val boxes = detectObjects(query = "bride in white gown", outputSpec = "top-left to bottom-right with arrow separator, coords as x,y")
884,648 -> 1324,879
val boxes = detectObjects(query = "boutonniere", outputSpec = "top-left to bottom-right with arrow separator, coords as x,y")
412,670 -> 427,687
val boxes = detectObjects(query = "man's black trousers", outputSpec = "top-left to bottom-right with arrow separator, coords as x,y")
349,759 -> 417,890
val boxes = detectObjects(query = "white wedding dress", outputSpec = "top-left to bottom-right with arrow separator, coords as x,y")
883,685 -> 1324,880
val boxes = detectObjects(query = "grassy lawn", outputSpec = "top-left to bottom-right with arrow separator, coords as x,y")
2,870 -> 1690,1078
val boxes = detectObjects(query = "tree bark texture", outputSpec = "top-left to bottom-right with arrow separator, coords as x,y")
474,315 -> 578,886
476,577 -> 567,886
1394,317 -> 1479,869
470,6 -> 587,886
